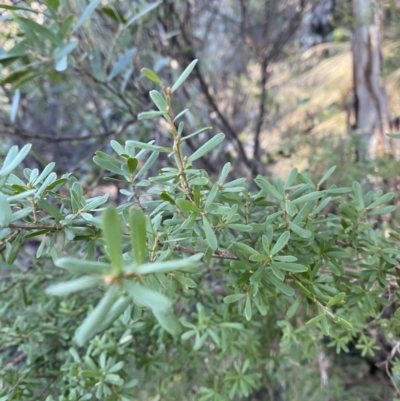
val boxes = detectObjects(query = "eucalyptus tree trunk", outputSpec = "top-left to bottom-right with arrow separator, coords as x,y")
352,0 -> 390,160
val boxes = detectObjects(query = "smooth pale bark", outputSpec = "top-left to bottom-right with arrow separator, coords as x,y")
352,0 -> 390,159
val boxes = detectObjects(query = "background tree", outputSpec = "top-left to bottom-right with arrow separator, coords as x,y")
352,0 -> 391,160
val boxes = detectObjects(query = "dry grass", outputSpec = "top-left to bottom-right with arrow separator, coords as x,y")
257,40 -> 400,178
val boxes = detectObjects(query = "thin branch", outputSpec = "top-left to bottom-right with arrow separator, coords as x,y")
252,56 -> 269,166
1,118 -> 136,142
163,1 -> 251,169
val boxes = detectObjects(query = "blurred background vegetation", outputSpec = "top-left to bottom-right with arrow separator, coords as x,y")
2,0 -> 400,399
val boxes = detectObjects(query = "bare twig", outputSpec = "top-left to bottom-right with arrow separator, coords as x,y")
0,118 -> 136,143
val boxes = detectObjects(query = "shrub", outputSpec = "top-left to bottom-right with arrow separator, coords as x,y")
1,62 -> 400,400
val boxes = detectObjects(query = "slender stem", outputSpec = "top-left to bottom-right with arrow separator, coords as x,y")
165,100 -> 194,201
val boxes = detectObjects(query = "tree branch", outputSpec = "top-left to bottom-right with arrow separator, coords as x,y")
0,118 -> 136,142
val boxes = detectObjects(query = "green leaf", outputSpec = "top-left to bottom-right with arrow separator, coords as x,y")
292,191 -> 323,204
34,172 -> 57,199
45,0 -> 60,10
0,194 -> 12,227
103,206 -> 123,275
123,281 -> 170,311
289,222 -> 311,238
46,276 -> 99,297
267,274 -> 294,296
15,17 -> 61,45
83,194 -> 109,211
176,198 -> 200,212
318,166 -> 336,186
153,309 -> 181,336
141,67 -> 163,85
0,144 -> 32,177
1,70 -> 31,86
10,89 -> 20,122
160,192 -> 176,205
188,133 -> 225,163
202,216 -> 217,250
270,264 -> 285,280
0,4 -> 39,12
250,266 -> 266,283
284,168 -> 298,188
136,151 -> 160,177
325,187 -> 351,194
180,126 -> 213,142
327,292 -> 346,307
306,313 -> 325,326
271,231 -> 290,255
194,332 -> 208,351
219,322 -> 244,330
97,297 -> 131,332
274,255 -> 297,262
224,294 -> 245,304
287,295 -> 303,318
335,317 -> 353,330
72,0 -> 102,33
244,295 -> 252,320
366,205 -> 396,216
285,199 -> 297,217
108,48 -> 137,80
226,224 -> 252,232
249,254 -> 268,262
204,182 -> 218,210
129,207 -> 146,265
233,242 -> 258,256
55,258 -> 111,275
219,162 -> 231,183
54,41 -> 78,71
352,181 -> 364,209
174,275 -> 197,289
93,155 -> 125,176
6,233 -> 23,265
311,196 -> 332,215
126,140 -> 171,153
75,287 -> 119,346
149,90 -> 167,111
171,59 -> 198,93
387,133 -> 400,139
254,176 -> 283,200
367,192 -> 394,209
271,262 -> 308,273
134,258 -> 199,275
125,1 -> 162,28
101,6 -> 127,23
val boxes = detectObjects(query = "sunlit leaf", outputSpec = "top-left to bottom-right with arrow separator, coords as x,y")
171,59 -> 198,93
72,0 -> 102,33
46,276 -> 100,297
103,206 -> 123,275
55,258 -> 111,275
0,194 -> 12,227
188,133 -> 225,163
202,216 -> 217,250
271,231 -> 290,255
129,207 -> 146,265
75,287 -> 119,346
123,281 -> 170,311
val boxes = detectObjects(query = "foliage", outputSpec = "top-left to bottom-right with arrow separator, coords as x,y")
1,1 -> 400,401
0,59 -> 399,399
